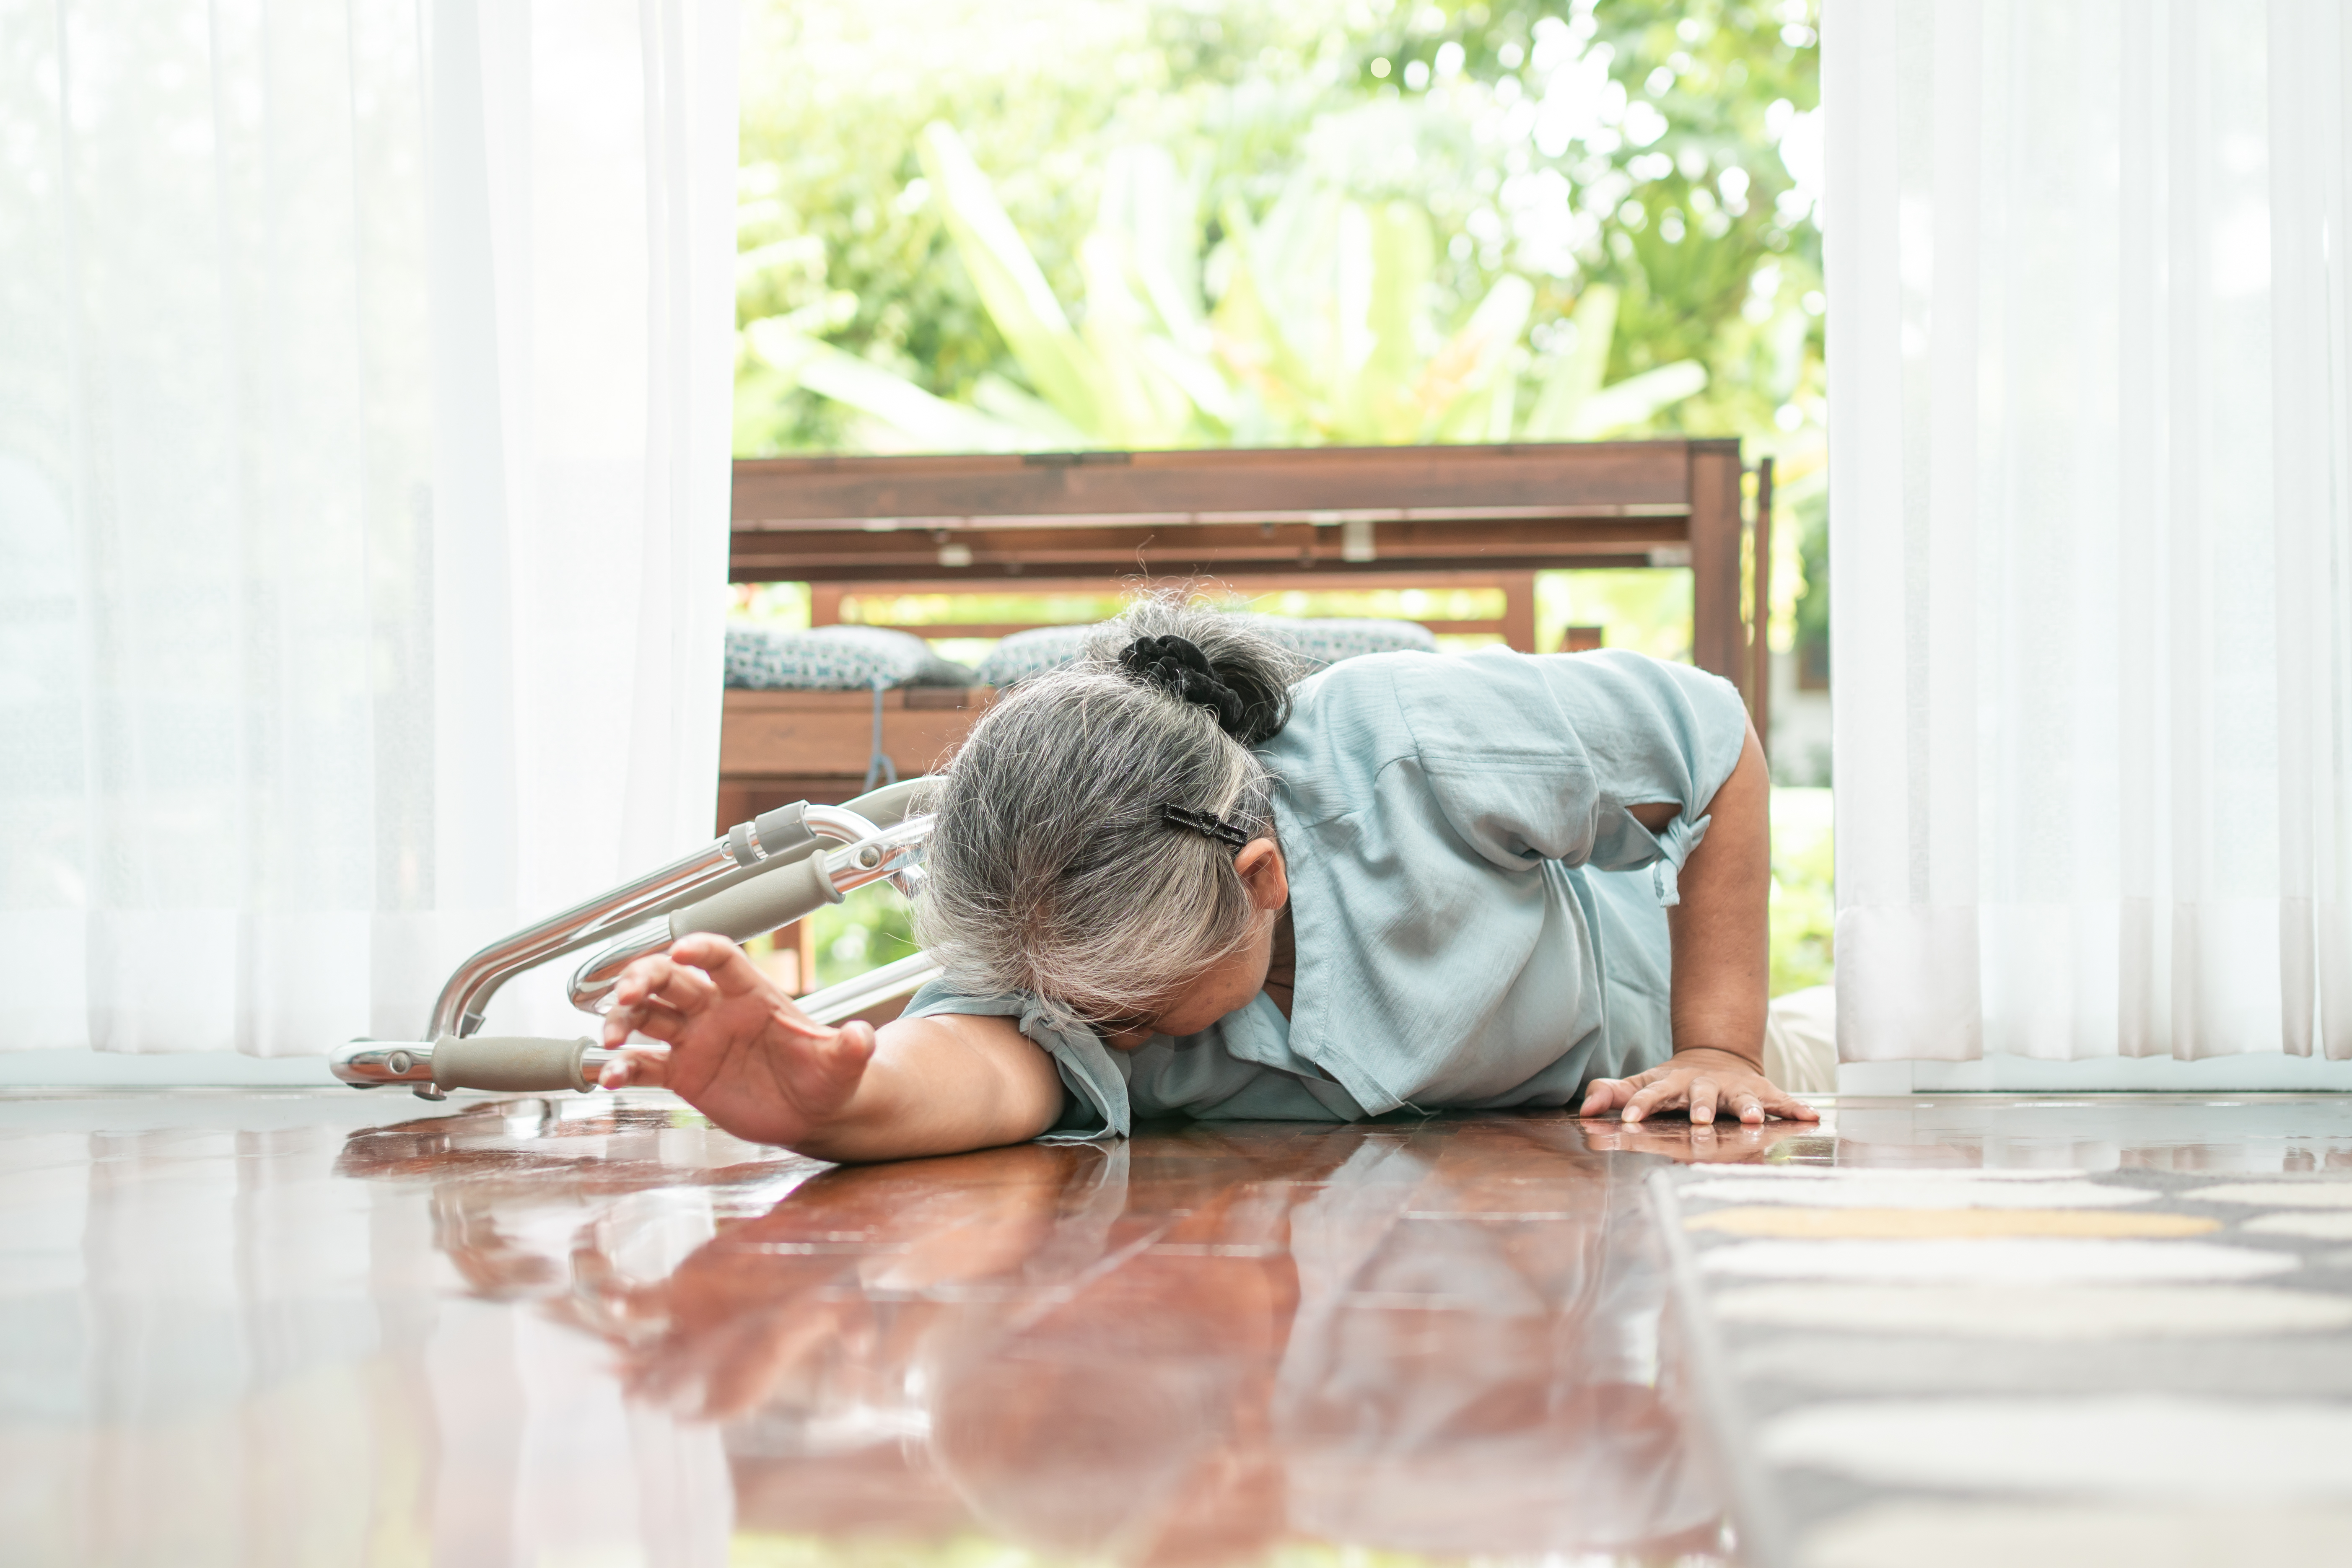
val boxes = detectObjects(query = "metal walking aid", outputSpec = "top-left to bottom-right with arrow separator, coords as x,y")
329,778 -> 943,1099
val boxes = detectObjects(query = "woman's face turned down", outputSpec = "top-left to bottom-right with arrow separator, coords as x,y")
1093,839 -> 1289,1051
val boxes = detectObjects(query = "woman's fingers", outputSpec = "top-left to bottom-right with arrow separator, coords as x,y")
669,933 -> 770,997
799,1020 -> 877,1112
662,933 -> 834,1039
1579,1077 -> 1630,1115
1759,1084 -> 1823,1122
609,949 -> 724,1016
600,943 -> 741,1050
1582,1051 -> 1820,1130
1581,1062 -> 1677,1117
608,957 -> 686,1026
601,1044 -> 672,1089
620,999 -> 691,1044
1622,1073 -> 1693,1123
643,960 -> 719,1016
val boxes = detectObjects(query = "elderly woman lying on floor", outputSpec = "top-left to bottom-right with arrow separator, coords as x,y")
598,599 -> 1819,1161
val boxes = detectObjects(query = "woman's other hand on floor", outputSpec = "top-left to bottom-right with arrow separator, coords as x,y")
598,932 -> 876,1148
1578,1045 -> 1820,1126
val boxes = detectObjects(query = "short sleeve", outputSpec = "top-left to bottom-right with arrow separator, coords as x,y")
1386,648 -> 1748,893
900,978 -> 1130,1138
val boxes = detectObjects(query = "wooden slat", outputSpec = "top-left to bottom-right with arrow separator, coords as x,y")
730,521 -> 1681,579
734,514 -> 1688,549
721,688 -> 997,778
802,568 -> 1573,596
734,440 -> 1725,527
737,503 -> 1691,533
742,552 -> 1663,582
1687,446 -> 1745,684
1499,572 -> 1537,653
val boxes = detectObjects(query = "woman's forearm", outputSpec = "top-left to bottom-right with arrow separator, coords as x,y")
1662,723 -> 1771,1065
790,1012 -> 1066,1163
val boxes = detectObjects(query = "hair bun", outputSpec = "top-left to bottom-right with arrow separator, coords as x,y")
1118,635 -> 1247,735
1087,597 -> 1302,746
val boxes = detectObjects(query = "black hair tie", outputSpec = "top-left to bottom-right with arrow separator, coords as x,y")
1118,634 -> 1246,736
1163,803 -> 1251,852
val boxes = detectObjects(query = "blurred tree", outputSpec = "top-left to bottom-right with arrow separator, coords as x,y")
1767,786 -> 1834,996
734,0 -> 1822,456
1792,488 -> 1829,687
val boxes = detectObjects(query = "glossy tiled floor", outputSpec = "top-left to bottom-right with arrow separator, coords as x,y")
0,1090 -> 1745,1568
9,1090 -> 2352,1567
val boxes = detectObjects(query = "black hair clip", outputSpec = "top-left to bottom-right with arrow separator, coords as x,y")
1163,803 -> 1251,853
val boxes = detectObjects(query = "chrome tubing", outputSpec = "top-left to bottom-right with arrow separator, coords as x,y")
427,805 -> 880,1045
563,806 -> 882,1013
338,782 -> 940,1100
330,946 -> 943,1091
330,1036 -> 624,1092
823,814 -> 934,899
335,820 -> 941,1096
840,774 -> 937,832
425,840 -> 739,1042
563,923 -> 674,1011
798,803 -> 893,851
331,1041 -> 441,1087
798,951 -> 947,1026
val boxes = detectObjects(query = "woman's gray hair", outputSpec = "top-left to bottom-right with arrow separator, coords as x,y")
915,596 -> 1307,1032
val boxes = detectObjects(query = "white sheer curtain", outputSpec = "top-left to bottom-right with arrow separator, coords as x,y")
1,0 -> 738,1055
1828,0 -> 2352,1065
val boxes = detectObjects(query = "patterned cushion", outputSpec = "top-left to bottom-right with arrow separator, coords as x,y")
724,625 -> 975,690
1267,616 -> 1441,669
972,625 -> 1099,689
972,615 -> 1437,689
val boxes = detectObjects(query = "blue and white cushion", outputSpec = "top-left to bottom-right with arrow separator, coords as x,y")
972,615 -> 1437,689
724,624 -> 975,691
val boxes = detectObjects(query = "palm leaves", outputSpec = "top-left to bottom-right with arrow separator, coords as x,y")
743,122 -> 1706,451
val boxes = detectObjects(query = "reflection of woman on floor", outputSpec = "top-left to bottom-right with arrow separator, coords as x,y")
617,1123 -> 1720,1562
601,600 -> 1818,1161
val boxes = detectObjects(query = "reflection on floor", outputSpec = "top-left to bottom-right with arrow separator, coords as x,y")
8,1092 -> 2352,1566
0,1091 -> 1735,1568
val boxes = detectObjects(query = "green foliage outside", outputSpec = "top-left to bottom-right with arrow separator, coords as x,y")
1792,483 -> 1828,684
736,0 -> 1824,463
810,884 -> 925,992
1769,785 -> 1833,996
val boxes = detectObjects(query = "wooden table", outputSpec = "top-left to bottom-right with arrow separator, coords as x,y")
725,439 -> 1766,818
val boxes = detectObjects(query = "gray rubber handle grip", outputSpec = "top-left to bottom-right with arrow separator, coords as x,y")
430,1034 -> 595,1093
669,849 -> 840,943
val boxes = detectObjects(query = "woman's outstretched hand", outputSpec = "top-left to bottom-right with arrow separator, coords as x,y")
598,932 -> 876,1148
1577,1045 -> 1820,1126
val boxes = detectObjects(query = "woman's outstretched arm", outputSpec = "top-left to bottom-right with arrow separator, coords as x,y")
1579,723 -> 1820,1127
596,933 -> 1066,1161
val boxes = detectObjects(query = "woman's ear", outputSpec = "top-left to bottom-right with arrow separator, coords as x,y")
1234,838 -> 1289,912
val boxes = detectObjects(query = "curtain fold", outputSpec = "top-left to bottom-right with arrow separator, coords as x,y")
0,0 -> 739,1054
1827,0 -> 2352,1062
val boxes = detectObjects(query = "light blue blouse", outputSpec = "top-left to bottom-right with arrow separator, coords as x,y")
903,648 -> 1750,1138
